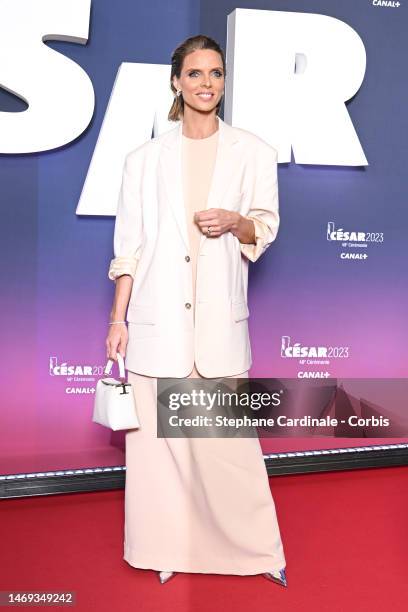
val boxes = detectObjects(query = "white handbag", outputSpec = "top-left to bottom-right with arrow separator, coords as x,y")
92,353 -> 140,431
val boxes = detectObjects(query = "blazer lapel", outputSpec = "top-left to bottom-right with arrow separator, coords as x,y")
159,122 -> 188,251
199,116 -> 239,252
159,116 -> 240,255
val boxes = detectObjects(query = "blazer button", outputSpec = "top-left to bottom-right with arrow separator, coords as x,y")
185,302 -> 191,309
185,255 -> 190,262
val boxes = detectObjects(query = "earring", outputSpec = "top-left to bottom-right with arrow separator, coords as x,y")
176,89 -> 182,97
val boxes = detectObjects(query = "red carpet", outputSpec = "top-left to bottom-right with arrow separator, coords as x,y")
1,466 -> 407,611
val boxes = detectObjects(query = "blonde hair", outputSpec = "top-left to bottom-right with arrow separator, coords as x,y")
168,34 -> 226,122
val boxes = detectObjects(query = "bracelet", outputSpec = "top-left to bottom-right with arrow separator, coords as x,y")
109,320 -> 126,325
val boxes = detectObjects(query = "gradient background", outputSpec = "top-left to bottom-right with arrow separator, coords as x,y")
1,0 -> 407,476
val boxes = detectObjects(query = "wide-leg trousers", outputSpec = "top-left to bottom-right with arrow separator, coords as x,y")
123,362 -> 286,575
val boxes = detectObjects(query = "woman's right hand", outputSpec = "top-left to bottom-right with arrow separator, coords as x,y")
106,322 -> 128,361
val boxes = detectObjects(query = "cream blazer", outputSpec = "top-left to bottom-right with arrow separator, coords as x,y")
108,116 -> 280,378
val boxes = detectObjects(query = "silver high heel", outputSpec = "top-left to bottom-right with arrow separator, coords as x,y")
158,571 -> 177,584
263,567 -> 287,587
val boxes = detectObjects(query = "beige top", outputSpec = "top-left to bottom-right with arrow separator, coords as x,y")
181,129 -> 219,322
108,130 -> 271,282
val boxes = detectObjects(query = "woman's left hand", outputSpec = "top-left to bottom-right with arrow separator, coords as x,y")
194,208 -> 240,237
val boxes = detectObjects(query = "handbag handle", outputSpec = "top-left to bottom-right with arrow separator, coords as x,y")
104,352 -> 126,380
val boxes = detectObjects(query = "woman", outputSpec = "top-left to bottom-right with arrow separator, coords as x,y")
106,35 -> 287,586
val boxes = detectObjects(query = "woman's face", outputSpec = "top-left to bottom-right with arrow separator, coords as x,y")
173,49 -> 225,115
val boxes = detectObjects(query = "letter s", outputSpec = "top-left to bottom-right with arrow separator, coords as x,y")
0,0 -> 94,153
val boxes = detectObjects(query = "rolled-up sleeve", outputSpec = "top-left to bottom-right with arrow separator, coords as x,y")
108,152 -> 143,281
108,256 -> 139,280
240,145 -> 280,263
